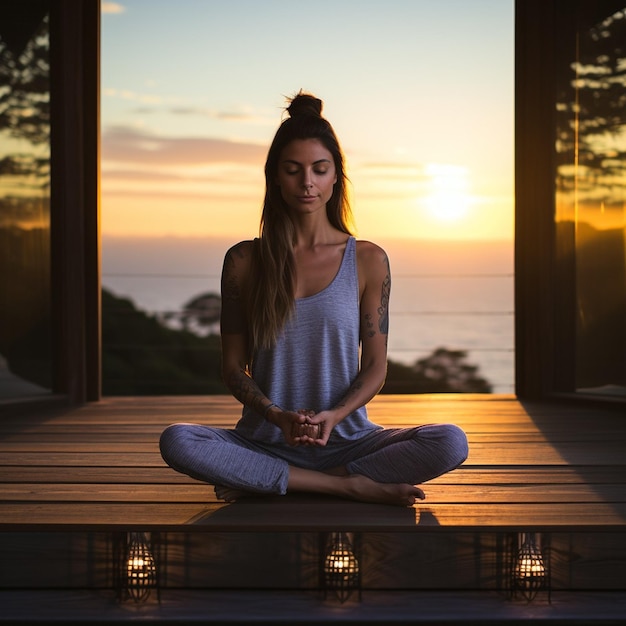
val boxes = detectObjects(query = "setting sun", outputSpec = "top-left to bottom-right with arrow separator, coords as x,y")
423,163 -> 472,222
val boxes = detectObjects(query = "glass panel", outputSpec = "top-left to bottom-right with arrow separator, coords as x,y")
555,5 -> 626,397
101,2 -> 515,396
0,3 -> 51,399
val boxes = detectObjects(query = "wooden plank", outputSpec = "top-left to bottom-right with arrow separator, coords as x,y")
0,443 -> 160,452
4,393 -> 617,421
0,500 -> 625,532
7,398 -> 609,424
1,444 -> 624,466
5,417 -> 618,436
0,452 -> 164,466
0,466 -> 198,483
0,483 -> 215,502
1,483 -> 624,504
465,443 -> 626,465
3,465 -> 625,485
431,467 -> 626,484
3,429 -> 626,444
4,413 -> 617,432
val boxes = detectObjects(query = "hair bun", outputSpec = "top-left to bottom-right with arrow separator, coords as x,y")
286,91 -> 323,118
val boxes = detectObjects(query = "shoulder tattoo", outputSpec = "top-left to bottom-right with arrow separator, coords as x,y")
222,246 -> 246,302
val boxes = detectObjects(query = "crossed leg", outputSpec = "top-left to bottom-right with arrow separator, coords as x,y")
215,466 -> 425,507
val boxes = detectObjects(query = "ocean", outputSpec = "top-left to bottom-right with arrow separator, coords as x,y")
102,235 -> 514,394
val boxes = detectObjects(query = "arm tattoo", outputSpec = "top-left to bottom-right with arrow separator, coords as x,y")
333,378 -> 364,409
226,369 -> 269,416
220,248 -> 246,334
222,253 -> 240,302
377,257 -> 390,334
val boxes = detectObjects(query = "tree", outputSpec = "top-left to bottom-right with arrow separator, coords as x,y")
554,7 -> 626,389
0,12 -> 50,182
382,347 -> 492,394
0,10 -> 51,390
556,7 -> 626,204
102,288 -> 225,395
177,292 -> 221,335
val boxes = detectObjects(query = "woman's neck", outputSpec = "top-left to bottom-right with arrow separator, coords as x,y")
292,216 -> 345,249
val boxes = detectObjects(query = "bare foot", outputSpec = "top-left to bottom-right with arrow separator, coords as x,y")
341,474 -> 425,507
287,466 -> 425,506
214,484 -> 256,503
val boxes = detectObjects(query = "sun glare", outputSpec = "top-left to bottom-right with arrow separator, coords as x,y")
423,163 -> 472,222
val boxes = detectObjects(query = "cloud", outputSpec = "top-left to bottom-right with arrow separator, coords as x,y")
168,107 -> 265,123
101,168 -> 259,186
102,89 -> 275,125
102,188 -> 254,202
102,88 -> 163,105
102,169 -> 189,182
124,105 -> 270,124
101,2 -> 126,14
101,125 -> 267,166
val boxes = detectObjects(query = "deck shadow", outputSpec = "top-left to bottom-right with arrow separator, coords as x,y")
518,398 -> 626,516
187,493 -> 438,531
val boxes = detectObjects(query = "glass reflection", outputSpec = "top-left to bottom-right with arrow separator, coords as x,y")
0,4 -> 51,398
556,6 -> 626,396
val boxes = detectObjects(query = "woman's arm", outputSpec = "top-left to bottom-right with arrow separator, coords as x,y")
220,242 -> 265,407
220,241 -> 305,442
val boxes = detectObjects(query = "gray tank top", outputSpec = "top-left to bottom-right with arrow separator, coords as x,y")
236,236 -> 381,443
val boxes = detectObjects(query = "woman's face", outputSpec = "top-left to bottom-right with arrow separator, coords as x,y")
275,138 -> 337,216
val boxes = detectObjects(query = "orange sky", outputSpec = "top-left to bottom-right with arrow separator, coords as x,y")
101,1 -> 515,242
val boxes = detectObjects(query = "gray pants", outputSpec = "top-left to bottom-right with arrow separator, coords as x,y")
159,422 -> 468,495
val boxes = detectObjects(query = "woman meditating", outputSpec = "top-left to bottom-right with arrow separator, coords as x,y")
159,91 -> 468,506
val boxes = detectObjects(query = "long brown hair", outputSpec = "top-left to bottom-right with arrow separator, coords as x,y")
248,91 -> 355,353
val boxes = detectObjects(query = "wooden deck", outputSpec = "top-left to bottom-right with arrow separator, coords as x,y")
1,394 -> 626,623
1,394 -> 626,532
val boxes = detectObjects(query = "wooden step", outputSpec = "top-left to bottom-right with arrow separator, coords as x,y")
1,589 -> 626,624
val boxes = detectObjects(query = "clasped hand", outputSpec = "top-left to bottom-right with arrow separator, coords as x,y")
270,408 -> 333,446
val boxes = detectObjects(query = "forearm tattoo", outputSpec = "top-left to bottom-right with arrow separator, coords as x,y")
227,368 -> 269,416
333,378 -> 364,410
